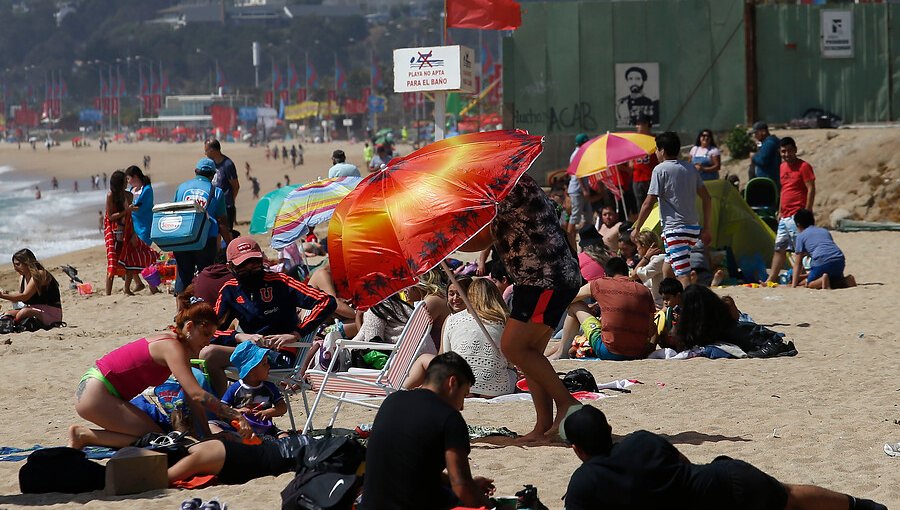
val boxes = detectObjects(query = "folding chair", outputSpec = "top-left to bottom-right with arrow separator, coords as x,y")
224,330 -> 316,431
301,301 -> 432,434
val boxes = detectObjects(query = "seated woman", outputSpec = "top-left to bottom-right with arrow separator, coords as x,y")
0,249 -> 63,329
405,278 -> 517,398
68,286 -> 252,449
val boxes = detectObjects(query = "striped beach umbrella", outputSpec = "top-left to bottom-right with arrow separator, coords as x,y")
270,176 -> 362,250
567,132 -> 656,178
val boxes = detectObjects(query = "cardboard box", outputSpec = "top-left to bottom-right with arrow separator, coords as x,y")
104,447 -> 168,495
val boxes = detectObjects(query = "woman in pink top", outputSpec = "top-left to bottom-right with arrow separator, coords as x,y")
69,287 -> 252,449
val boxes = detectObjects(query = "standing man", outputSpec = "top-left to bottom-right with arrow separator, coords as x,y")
204,139 -> 240,233
749,122 -> 780,183
630,114 -> 657,207
567,134 -> 593,245
632,132 -> 712,288
327,149 -> 361,178
172,158 -> 232,295
360,353 -> 495,510
766,137 -> 815,284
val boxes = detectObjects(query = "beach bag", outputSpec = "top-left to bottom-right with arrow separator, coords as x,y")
19,447 -> 106,493
562,368 -> 598,393
150,187 -> 212,252
281,435 -> 365,510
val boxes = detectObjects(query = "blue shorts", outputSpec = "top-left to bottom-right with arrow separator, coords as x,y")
807,258 -> 845,283
774,216 -> 797,251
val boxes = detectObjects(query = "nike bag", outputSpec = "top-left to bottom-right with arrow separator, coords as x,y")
280,471 -> 359,510
150,200 -> 210,252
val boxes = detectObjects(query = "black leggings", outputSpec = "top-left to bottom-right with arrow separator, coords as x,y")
217,435 -> 311,484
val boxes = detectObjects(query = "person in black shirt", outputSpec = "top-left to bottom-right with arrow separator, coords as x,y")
562,406 -> 886,510
360,352 -> 495,510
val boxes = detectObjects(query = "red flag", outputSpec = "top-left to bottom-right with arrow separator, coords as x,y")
446,0 -> 522,30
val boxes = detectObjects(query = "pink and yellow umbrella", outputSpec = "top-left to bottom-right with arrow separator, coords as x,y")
567,132 -> 656,178
328,130 -> 544,310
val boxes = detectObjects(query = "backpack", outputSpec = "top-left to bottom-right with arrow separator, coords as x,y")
562,368 -> 599,393
19,447 -> 106,494
281,435 -> 366,510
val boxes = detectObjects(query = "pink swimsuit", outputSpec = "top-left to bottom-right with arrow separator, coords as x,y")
95,338 -> 174,400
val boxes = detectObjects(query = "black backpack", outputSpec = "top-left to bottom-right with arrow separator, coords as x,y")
281,435 -> 366,510
19,447 -> 106,494
562,368 -> 598,393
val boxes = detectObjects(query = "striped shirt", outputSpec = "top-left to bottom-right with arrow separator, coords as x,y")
215,271 -> 336,337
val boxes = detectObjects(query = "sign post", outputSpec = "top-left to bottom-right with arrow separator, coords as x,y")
342,118 -> 353,141
393,45 -> 475,142
821,10 -> 853,59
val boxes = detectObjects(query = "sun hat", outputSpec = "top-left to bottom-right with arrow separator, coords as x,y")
226,236 -> 264,265
195,157 -> 217,176
230,341 -> 270,380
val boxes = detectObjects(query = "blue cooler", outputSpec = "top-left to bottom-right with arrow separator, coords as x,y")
150,201 -> 211,252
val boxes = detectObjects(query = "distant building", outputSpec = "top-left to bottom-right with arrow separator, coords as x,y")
151,0 -> 363,27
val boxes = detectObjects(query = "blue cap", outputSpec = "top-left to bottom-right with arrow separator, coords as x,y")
575,133 -> 590,146
196,157 -> 217,175
230,341 -> 270,379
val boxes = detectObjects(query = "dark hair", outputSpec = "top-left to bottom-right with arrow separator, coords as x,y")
370,294 -> 414,327
694,129 -> 717,148
563,405 -> 613,456
675,284 -> 736,348
779,136 -> 796,149
655,132 -> 681,157
659,277 -> 683,297
174,284 -> 217,341
793,208 -> 815,229
604,257 -> 629,277
12,248 -> 53,292
205,139 -> 222,152
488,260 -> 510,283
624,66 -> 647,81
124,165 -> 151,185
332,150 -> 346,162
109,170 -> 127,213
424,352 -> 476,387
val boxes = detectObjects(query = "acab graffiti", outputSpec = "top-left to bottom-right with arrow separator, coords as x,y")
514,102 -> 598,132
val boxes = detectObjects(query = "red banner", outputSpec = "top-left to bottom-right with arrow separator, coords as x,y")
280,90 -> 290,104
342,98 -> 367,115
264,91 -> 274,108
446,0 -> 522,30
296,88 -> 307,103
327,90 -> 337,104
210,105 -> 237,131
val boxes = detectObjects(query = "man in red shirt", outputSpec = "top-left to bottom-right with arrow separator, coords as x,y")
566,257 -> 655,360
630,114 -> 657,208
767,137 -> 815,284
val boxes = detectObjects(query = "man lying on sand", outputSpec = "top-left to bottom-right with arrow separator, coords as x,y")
562,405 -> 886,510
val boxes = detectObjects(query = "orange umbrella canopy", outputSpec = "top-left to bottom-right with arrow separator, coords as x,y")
328,130 -> 544,309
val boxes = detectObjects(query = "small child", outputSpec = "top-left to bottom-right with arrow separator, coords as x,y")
632,230 -> 666,308
210,341 -> 288,438
655,278 -> 684,350
791,208 -> 856,290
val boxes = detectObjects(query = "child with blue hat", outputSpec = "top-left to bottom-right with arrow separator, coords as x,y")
208,342 -> 288,437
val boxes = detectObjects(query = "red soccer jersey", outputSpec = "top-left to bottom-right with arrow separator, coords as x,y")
632,152 -> 658,183
779,159 -> 815,217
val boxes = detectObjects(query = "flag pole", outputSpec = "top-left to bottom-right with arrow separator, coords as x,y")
435,0 -> 448,141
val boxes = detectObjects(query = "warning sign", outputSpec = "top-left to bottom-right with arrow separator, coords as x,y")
821,10 -> 853,59
393,45 -> 475,94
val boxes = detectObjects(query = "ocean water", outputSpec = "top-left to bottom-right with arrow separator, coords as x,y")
0,165 -> 107,264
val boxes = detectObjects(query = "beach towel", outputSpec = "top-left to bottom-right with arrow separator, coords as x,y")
104,213 -> 158,274
0,445 -> 116,462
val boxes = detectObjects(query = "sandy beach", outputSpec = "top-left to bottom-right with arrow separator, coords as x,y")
0,135 -> 897,508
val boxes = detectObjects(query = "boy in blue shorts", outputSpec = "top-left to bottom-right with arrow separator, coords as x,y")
791,209 -> 856,290
632,131 -> 712,288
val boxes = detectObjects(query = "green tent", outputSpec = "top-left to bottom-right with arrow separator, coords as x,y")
640,179 -> 775,269
249,184 -> 300,235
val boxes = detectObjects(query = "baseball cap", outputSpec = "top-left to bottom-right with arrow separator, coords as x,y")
227,236 -> 264,265
196,157 -> 216,175
751,121 -> 768,132
575,133 -> 590,146
230,341 -> 270,380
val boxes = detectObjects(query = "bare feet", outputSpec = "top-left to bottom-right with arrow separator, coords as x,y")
67,424 -> 89,449
517,428 -> 551,444
823,273 -> 831,290
712,269 -> 726,286
132,281 -> 146,293
844,274 -> 857,287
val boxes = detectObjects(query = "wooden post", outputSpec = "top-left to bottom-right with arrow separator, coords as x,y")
744,0 -> 758,124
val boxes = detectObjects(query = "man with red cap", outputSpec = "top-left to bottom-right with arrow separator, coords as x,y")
200,236 -> 336,394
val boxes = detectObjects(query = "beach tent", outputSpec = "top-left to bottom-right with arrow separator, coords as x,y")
639,179 -> 775,269
249,184 -> 300,235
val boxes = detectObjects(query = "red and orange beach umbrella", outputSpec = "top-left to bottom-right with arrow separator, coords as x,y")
328,130 -> 544,310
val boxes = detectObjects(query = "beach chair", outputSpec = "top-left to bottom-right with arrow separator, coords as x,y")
743,177 -> 779,231
224,331 -> 316,431
301,301 -> 432,434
